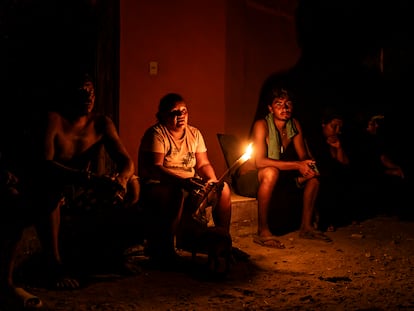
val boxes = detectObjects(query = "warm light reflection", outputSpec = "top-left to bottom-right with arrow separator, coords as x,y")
240,143 -> 253,162
219,142 -> 254,181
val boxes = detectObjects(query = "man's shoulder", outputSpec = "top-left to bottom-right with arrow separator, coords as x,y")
91,112 -> 112,121
252,119 -> 267,131
47,110 -> 62,119
254,119 -> 266,125
46,111 -> 65,127
89,113 -> 115,129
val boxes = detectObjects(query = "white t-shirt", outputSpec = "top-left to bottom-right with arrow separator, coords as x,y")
139,123 -> 207,179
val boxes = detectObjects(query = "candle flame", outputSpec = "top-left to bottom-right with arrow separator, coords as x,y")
240,143 -> 253,162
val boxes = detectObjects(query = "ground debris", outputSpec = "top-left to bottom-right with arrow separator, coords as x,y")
318,276 -> 352,283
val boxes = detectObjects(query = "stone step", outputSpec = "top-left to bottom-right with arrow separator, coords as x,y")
230,192 -> 257,237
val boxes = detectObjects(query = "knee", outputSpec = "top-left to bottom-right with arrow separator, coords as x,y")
306,176 -> 320,188
258,167 -> 279,187
221,182 -> 231,200
124,175 -> 140,207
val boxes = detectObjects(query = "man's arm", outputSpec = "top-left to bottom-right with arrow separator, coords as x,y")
195,152 -> 218,182
251,119 -> 314,175
326,135 -> 350,165
43,111 -> 59,161
42,112 -> 74,180
380,154 -> 404,178
101,116 -> 135,189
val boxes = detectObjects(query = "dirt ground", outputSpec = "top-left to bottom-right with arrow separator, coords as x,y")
6,215 -> 414,311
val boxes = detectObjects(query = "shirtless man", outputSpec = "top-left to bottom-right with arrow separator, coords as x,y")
1,73 -> 135,309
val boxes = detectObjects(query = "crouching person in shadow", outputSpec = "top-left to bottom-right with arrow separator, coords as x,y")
0,147 -> 45,310
138,93 -> 234,274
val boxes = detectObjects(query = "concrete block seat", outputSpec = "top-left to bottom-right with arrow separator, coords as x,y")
216,133 -> 258,236
230,192 -> 257,237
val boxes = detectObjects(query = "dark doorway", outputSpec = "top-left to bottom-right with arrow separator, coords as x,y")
1,0 -> 119,166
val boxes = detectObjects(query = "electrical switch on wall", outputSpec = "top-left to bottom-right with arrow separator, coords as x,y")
149,61 -> 158,75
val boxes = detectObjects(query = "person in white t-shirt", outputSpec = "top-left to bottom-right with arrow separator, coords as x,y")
138,93 -> 232,268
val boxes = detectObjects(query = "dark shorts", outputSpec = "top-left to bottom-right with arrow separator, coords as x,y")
56,173 -> 126,214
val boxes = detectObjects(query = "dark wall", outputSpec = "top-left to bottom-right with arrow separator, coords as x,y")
1,0 -> 118,168
293,0 -> 414,116
256,0 -> 414,178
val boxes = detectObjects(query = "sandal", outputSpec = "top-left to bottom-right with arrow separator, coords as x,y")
299,230 -> 332,242
253,235 -> 285,249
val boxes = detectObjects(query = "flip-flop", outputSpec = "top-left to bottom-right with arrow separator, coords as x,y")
253,235 -> 285,249
13,287 -> 43,309
299,230 -> 332,242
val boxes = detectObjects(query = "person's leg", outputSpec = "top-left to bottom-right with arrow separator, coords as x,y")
0,229 -> 44,309
49,202 -> 62,264
35,196 -> 80,289
299,177 -> 332,242
257,167 -> 279,237
142,183 -> 183,262
213,181 -> 251,261
0,192 -> 43,308
254,167 -> 285,248
213,182 -> 232,231
0,231 -> 20,290
300,177 -> 320,233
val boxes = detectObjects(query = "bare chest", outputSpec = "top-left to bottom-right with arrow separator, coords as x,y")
55,122 -> 103,161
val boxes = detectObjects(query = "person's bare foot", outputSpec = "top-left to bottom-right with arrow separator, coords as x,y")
0,286 -> 43,309
48,263 -> 81,290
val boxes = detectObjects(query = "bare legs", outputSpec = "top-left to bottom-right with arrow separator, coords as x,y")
256,167 -> 328,243
213,182 -> 232,231
257,167 -> 279,237
35,198 -> 80,289
254,167 -> 285,248
0,219 -> 43,308
300,177 -> 320,233
298,177 -> 332,242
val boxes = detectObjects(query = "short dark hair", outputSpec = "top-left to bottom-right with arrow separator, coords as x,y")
264,87 -> 290,106
321,107 -> 343,125
156,93 -> 184,123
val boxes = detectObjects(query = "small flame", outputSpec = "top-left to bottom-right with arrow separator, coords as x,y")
240,143 -> 253,162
